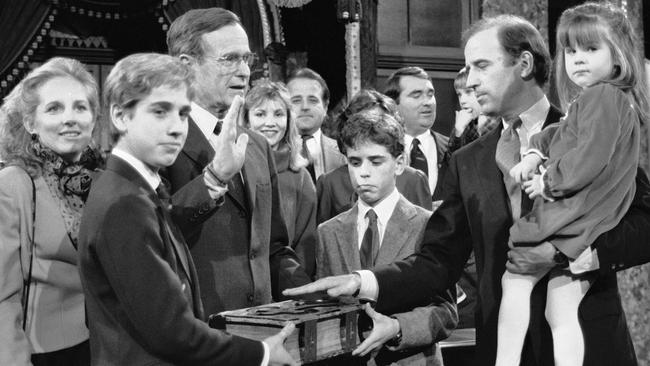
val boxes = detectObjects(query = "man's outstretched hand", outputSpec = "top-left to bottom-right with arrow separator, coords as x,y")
282,274 -> 361,299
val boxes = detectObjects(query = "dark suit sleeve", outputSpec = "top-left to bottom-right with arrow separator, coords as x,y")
94,194 -> 263,365
292,169 -> 318,280
432,132 -> 450,201
265,142 -> 313,300
595,168 -> 650,274
169,175 -> 222,244
410,169 -> 434,211
373,154 -> 474,314
316,173 -> 334,224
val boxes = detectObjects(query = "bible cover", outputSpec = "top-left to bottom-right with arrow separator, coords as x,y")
209,299 -> 364,364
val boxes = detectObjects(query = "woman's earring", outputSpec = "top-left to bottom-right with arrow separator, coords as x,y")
30,133 -> 38,141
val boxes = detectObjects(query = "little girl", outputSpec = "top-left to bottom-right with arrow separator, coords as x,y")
495,3 -> 649,366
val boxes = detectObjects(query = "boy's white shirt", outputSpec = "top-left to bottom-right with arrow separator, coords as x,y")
112,147 -> 161,190
356,188 -> 400,249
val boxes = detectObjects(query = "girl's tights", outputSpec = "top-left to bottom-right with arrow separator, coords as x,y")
494,269 -> 592,366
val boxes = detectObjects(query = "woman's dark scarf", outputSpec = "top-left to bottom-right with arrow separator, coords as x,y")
32,138 -> 103,249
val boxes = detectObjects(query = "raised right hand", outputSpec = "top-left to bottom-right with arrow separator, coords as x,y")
265,322 -> 298,366
206,95 -> 249,182
282,274 -> 361,298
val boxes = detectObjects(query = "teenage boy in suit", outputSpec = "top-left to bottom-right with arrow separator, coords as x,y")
315,89 -> 433,225
316,109 -> 456,366
78,53 -> 296,366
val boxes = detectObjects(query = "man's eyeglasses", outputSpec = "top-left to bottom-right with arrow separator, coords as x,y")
209,53 -> 259,68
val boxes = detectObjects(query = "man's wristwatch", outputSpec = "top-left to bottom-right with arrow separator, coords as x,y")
385,318 -> 402,348
553,248 -> 569,268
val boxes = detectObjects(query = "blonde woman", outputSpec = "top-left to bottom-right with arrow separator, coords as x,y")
0,57 -> 102,365
244,81 -> 317,278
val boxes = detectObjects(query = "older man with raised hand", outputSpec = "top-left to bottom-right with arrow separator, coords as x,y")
285,14 -> 650,366
163,7 -> 311,320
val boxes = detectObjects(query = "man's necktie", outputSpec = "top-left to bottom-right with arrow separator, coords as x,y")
155,180 -> 173,213
301,135 -> 316,183
213,120 -> 223,135
495,118 -> 523,219
156,180 -> 171,201
229,172 -> 249,213
410,138 -> 428,177
360,209 -> 379,269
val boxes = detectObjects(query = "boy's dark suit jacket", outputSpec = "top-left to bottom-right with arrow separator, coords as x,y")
372,106 -> 645,366
163,118 -> 311,315
78,156 -> 263,365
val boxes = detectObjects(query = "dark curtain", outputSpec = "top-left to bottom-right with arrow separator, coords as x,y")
281,1 -> 347,110
163,0 -> 266,73
0,0 -> 51,88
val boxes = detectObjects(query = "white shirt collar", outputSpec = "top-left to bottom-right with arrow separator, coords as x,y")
111,147 -> 161,190
190,102 -> 220,139
310,129 -> 323,149
520,96 -> 550,131
357,188 -> 400,228
501,95 -> 550,130
404,129 -> 434,149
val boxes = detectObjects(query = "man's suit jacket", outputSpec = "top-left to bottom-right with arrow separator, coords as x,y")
316,165 -> 432,224
320,133 -> 347,177
78,156 -> 263,365
317,196 -> 457,366
596,169 -> 650,274
163,118 -> 311,315
372,106 -> 643,366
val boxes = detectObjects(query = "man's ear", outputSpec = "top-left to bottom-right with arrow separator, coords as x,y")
519,51 -> 535,81
178,53 -> 195,66
395,153 -> 406,176
110,104 -> 128,134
